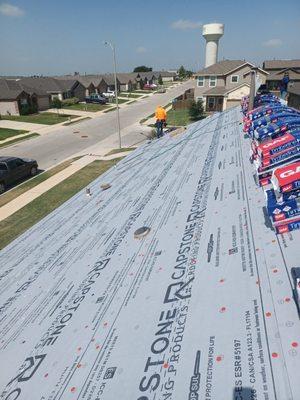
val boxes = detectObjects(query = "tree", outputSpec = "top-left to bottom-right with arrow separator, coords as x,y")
158,75 -> 163,85
178,66 -> 187,79
133,66 -> 153,72
189,99 -> 205,121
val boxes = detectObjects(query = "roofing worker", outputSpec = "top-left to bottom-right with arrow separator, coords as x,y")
155,105 -> 167,138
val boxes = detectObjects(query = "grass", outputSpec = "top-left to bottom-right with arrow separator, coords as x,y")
0,133 -> 40,149
0,128 -> 29,141
119,92 -> 143,98
166,109 -> 191,126
63,117 -> 91,126
105,147 -> 136,156
62,103 -> 110,112
134,90 -> 151,94
1,112 -> 80,125
0,158 -> 120,250
0,156 -> 82,207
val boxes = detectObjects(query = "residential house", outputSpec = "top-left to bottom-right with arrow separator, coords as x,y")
117,73 -> 137,92
101,74 -> 121,92
263,60 -> 300,93
18,77 -> 86,101
194,60 -> 268,112
0,79 -> 50,116
155,71 -> 177,82
288,82 -> 300,110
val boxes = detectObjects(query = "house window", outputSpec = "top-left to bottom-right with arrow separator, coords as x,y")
208,97 -> 215,109
197,76 -> 205,87
231,75 -> 239,83
209,76 -> 217,87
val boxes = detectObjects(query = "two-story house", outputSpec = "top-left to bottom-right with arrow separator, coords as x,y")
194,60 -> 268,112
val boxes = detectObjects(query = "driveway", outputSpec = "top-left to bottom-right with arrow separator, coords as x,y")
0,80 -> 195,169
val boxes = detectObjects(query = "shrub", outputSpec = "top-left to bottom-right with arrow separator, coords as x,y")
61,97 -> 79,106
20,104 -> 38,115
189,99 -> 204,121
51,98 -> 62,109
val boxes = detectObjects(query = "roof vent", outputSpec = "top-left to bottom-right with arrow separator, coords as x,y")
134,226 -> 151,239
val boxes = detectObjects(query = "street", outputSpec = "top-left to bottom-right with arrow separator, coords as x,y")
0,80 -> 195,169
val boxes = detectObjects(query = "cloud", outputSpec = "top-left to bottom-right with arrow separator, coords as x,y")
0,3 -> 24,16
171,19 -> 202,30
262,38 -> 283,47
136,46 -> 146,53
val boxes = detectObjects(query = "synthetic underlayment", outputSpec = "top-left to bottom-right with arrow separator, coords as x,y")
0,107 -> 300,400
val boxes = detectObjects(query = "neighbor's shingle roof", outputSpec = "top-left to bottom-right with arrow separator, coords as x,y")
266,70 -> 300,81
263,60 -> 300,70
0,79 -> 24,100
288,82 -> 300,96
195,60 -> 254,76
18,77 -> 75,93
203,86 -> 229,95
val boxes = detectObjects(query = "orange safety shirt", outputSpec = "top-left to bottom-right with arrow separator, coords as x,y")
155,106 -> 167,121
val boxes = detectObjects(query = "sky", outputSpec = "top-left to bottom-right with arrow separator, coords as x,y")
0,0 -> 299,76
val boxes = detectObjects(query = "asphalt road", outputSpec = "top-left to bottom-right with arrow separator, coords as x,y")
0,80 -> 195,169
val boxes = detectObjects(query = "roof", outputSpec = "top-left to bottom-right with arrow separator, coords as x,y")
0,79 -> 25,100
288,82 -> 300,96
18,77 -> 75,94
203,83 -> 250,96
116,73 -> 137,84
266,70 -> 300,81
195,59 -> 255,76
0,107 -> 299,399
263,59 -> 300,70
203,86 -> 229,95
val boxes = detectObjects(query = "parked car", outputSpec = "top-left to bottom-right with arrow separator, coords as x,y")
143,83 -> 157,90
102,90 -> 115,98
0,156 -> 38,193
85,94 -> 108,104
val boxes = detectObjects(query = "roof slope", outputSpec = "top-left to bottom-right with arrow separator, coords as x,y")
0,108 -> 299,399
18,77 -> 73,93
195,59 -> 254,76
0,79 -> 24,99
263,59 -> 300,70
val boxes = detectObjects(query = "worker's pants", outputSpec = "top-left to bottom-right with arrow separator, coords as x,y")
156,120 -> 164,138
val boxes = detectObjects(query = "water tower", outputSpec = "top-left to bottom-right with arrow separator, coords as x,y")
202,23 -> 224,67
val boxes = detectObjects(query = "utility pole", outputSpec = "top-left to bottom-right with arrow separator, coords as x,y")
104,41 -> 121,149
248,69 -> 256,111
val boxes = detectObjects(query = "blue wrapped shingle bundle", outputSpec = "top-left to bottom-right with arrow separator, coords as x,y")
266,161 -> 300,233
255,118 -> 300,141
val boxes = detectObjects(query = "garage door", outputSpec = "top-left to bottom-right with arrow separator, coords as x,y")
226,99 -> 241,109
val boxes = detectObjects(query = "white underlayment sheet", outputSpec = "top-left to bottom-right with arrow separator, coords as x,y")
0,108 -> 299,400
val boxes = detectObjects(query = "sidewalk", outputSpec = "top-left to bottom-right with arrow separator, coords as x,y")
0,120 -> 46,131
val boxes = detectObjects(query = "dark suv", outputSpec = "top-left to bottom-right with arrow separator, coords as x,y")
85,94 -> 108,104
0,156 -> 38,193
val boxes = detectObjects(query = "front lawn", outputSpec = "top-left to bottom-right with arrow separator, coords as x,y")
166,109 -> 191,126
2,112 -> 80,125
0,128 -> 28,141
0,159 -> 121,249
62,103 -> 111,112
119,93 -> 143,98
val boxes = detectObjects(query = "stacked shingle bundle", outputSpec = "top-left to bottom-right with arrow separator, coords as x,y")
266,161 -> 300,233
243,98 -> 300,186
